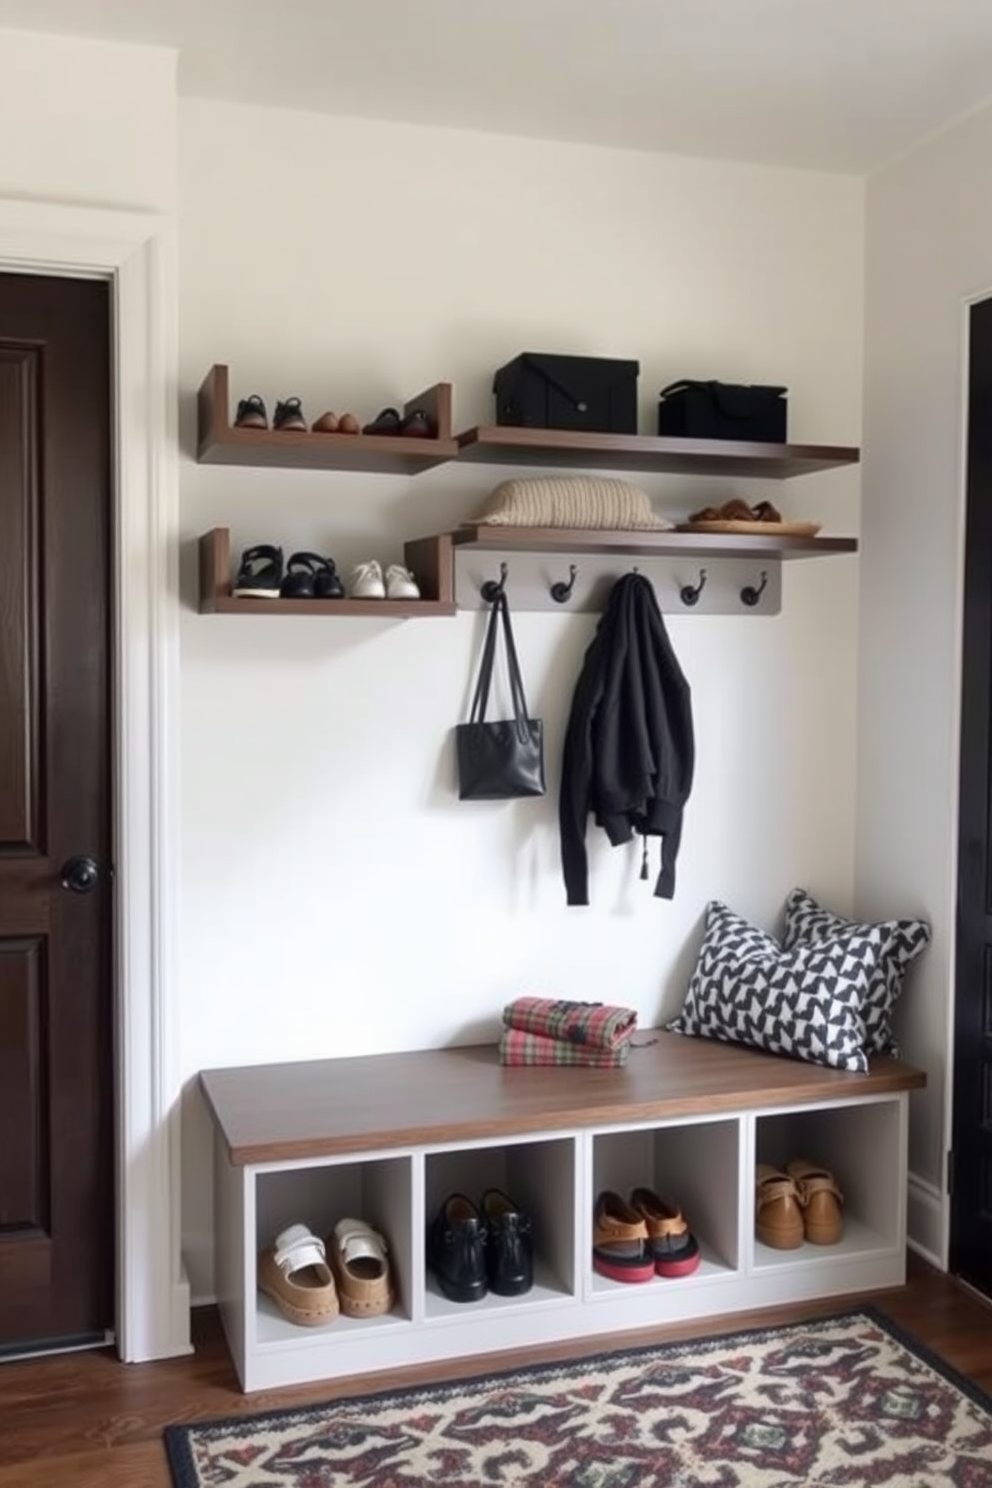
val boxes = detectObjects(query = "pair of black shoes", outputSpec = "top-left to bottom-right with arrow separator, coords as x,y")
234,395 -> 309,432
233,545 -> 344,600
362,406 -> 435,438
428,1190 -> 534,1303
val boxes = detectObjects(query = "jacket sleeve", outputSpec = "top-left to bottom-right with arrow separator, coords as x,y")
559,602 -> 619,906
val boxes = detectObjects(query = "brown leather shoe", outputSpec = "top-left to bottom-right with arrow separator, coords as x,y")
786,1160 -> 844,1244
311,410 -> 339,433
755,1164 -> 804,1249
337,412 -> 360,434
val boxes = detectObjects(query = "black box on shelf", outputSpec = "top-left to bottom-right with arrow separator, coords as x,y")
493,353 -> 639,435
657,380 -> 788,443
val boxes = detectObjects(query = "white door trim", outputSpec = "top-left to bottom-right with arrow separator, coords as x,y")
0,198 -> 188,1361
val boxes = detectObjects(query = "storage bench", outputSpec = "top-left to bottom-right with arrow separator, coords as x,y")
200,1032 -> 926,1392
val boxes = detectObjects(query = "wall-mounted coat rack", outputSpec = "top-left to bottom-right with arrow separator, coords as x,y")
455,550 -> 784,615
449,525 -> 857,617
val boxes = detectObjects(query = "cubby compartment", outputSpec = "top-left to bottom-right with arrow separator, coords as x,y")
752,1097 -> 905,1269
423,1136 -> 578,1318
590,1118 -> 741,1293
253,1154 -> 414,1346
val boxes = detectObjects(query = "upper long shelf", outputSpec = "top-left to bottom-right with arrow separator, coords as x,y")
454,425 -> 860,479
451,524 -> 857,560
197,365 -> 459,474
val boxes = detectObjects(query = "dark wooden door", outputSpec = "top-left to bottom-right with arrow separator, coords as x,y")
952,294 -> 992,1298
0,273 -> 113,1348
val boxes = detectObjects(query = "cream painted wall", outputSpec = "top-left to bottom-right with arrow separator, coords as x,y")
178,99 -> 865,1297
0,29 -> 176,212
859,103 -> 992,1259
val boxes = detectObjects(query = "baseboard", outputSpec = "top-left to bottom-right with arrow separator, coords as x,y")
907,1168 -> 945,1269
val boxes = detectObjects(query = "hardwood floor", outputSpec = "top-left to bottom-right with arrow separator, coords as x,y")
0,1255 -> 989,1488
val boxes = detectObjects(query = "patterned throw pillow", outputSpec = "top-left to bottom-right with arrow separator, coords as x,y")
782,888 -> 931,1056
668,900 -> 882,1074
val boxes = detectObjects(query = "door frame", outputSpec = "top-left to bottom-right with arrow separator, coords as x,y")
0,198 -> 187,1361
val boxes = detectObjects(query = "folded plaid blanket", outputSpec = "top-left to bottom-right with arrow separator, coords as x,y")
499,1027 -> 630,1068
502,996 -> 637,1051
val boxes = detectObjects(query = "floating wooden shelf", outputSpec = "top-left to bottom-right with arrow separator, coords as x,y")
197,365 -> 459,474
198,528 -> 456,617
450,525 -> 858,561
454,425 -> 860,479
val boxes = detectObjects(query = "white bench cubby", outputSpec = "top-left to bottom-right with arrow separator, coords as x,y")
202,1034 -> 925,1392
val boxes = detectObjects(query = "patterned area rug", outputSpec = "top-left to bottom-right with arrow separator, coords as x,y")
165,1309 -> 992,1487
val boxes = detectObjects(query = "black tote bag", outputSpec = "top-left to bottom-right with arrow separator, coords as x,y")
456,591 -> 546,800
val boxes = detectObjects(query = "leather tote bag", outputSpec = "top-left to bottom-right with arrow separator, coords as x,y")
456,591 -> 546,800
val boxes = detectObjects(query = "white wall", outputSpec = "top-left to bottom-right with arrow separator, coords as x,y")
178,99 -> 865,1296
0,29 -> 176,212
859,104 -> 992,1258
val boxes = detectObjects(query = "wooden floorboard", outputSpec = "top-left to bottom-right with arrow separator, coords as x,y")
0,1256 -> 989,1486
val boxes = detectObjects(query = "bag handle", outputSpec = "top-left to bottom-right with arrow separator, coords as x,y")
468,592 -> 532,742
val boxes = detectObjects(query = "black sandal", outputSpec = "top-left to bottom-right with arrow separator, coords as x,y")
280,552 -> 344,600
273,396 -> 308,431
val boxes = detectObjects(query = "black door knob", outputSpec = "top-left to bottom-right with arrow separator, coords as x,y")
60,855 -> 100,894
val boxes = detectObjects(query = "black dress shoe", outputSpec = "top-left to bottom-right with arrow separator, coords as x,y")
362,406 -> 402,436
428,1194 -> 487,1303
399,408 -> 435,439
481,1189 -> 534,1296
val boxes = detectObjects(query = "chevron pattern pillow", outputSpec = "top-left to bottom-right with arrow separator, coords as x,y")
782,888 -> 931,1056
669,900 -> 881,1073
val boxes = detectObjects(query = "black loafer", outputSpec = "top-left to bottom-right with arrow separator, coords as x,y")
362,406 -> 402,436
481,1189 -> 534,1296
428,1194 -> 487,1303
233,543 -> 283,598
399,408 -> 435,439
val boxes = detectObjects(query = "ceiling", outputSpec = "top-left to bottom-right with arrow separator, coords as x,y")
3,0 -> 992,173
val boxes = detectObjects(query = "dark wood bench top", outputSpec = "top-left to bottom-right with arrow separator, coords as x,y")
200,1032 -> 927,1167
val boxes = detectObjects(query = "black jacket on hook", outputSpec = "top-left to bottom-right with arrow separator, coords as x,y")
559,572 -> 694,905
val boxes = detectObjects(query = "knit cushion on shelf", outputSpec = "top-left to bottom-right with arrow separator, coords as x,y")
668,900 -> 883,1074
781,888 -> 931,1056
472,477 -> 673,530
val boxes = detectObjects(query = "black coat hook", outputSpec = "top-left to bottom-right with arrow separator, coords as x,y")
480,561 -> 509,604
680,568 -> 708,607
550,563 -> 578,604
741,570 -> 769,608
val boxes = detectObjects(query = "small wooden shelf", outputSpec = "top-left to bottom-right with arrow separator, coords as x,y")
455,425 -> 860,479
450,525 -> 858,561
198,528 -> 456,617
197,365 -> 459,474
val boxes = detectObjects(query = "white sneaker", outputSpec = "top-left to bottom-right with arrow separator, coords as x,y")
348,559 -> 385,599
384,563 -> 421,600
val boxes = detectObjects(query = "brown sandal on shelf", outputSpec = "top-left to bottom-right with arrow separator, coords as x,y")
755,1164 -> 805,1249
786,1160 -> 845,1245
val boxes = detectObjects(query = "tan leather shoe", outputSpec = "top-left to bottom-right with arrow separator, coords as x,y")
787,1160 -> 845,1245
755,1165 -> 805,1249
311,410 -> 339,433
337,412 -> 361,434
257,1224 -> 339,1326
329,1218 -> 394,1318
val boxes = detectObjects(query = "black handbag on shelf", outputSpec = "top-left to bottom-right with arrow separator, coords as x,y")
493,352 -> 639,434
657,380 -> 788,442
456,591 -> 546,801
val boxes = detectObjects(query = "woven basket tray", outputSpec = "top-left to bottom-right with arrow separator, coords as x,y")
677,519 -> 822,537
